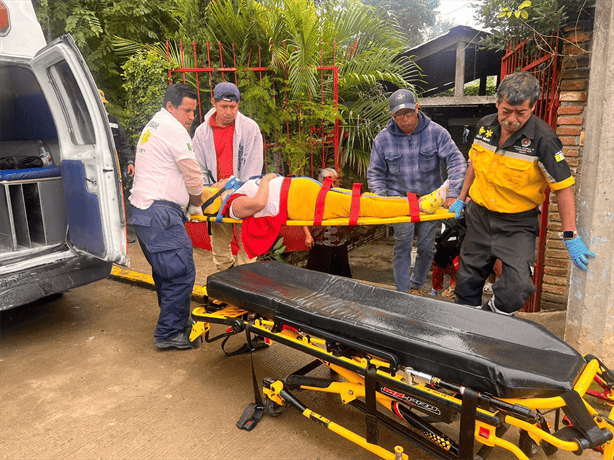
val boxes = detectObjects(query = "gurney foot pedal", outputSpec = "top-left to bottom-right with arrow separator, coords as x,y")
236,402 -> 265,431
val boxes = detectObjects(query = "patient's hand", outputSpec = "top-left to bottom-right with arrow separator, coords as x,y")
213,178 -> 230,189
303,226 -> 314,249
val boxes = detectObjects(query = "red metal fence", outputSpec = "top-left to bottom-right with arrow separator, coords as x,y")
167,40 -> 340,178
500,34 -> 561,312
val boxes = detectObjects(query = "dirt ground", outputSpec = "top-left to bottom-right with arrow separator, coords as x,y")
0,233 -> 602,460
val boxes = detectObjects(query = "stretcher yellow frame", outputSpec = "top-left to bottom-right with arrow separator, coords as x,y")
189,208 -> 456,226
190,304 -> 614,460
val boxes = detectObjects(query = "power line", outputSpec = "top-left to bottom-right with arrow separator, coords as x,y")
438,1 -> 474,17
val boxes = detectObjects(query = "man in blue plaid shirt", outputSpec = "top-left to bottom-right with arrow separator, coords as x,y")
368,89 -> 466,296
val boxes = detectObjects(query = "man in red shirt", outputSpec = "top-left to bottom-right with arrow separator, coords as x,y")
192,82 -> 264,270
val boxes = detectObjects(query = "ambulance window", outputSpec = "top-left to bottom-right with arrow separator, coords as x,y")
47,61 -> 95,145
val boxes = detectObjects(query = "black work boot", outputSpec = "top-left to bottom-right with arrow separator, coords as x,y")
155,328 -> 201,350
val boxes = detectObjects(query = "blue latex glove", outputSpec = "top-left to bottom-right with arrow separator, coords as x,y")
564,236 -> 596,270
448,199 -> 466,219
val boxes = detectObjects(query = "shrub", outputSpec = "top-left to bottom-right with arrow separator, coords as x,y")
121,50 -> 172,144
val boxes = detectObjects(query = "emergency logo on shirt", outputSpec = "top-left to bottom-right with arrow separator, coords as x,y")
140,129 -> 152,144
554,151 -> 565,162
478,126 -> 493,139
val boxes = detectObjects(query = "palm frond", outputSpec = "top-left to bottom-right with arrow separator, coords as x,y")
115,0 -> 425,182
112,36 -> 186,68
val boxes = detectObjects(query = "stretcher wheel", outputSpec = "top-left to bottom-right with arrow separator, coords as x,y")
264,396 -> 287,417
519,429 -> 541,457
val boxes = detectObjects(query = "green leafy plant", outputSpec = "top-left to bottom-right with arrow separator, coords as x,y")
258,237 -> 288,263
434,76 -> 498,97
184,0 -> 420,178
35,0 -> 182,108
121,50 -> 172,144
499,0 -> 533,19
359,0 -> 441,47
475,0 -> 596,54
99,0 -> 421,180
235,73 -> 283,138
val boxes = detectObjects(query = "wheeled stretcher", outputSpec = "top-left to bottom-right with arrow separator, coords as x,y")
190,262 -> 614,460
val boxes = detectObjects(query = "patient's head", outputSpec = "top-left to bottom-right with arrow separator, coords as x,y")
318,168 -> 339,186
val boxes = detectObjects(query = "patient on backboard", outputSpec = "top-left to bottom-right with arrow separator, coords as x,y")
191,174 -> 449,259
195,174 -> 450,220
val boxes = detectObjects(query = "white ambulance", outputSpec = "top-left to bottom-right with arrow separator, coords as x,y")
0,0 -> 128,310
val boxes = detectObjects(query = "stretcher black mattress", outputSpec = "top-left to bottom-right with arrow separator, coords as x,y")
206,262 -> 585,399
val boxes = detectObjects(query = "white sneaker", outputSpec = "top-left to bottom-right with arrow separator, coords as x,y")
430,288 -> 439,297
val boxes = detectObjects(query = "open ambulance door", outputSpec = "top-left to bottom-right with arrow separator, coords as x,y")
30,34 -> 128,266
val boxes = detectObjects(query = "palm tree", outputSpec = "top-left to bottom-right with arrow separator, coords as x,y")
113,0 -> 422,177
188,0 -> 421,177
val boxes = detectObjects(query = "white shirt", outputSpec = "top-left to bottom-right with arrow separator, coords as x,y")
129,108 -> 197,209
229,176 -> 284,219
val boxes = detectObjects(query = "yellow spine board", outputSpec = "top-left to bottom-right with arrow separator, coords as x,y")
190,209 -> 455,226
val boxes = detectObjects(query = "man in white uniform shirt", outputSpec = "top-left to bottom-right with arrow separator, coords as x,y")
129,84 -> 206,350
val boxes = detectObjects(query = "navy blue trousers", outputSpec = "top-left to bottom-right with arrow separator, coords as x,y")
129,202 -> 195,341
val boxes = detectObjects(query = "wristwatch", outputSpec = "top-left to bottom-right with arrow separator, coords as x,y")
563,230 -> 577,240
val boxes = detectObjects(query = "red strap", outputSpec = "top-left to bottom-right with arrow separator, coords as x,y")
407,193 -> 420,222
280,177 -> 292,224
349,183 -> 362,226
313,176 -> 333,226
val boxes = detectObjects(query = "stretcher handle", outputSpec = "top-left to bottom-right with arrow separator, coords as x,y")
428,376 -> 538,421
584,354 -> 614,387
500,359 -> 602,410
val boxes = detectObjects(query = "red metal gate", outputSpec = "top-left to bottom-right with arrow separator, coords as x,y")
500,34 -> 561,312
167,40 -> 340,177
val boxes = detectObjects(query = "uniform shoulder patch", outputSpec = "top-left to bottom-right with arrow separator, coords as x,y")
554,151 -> 565,162
140,130 -> 152,144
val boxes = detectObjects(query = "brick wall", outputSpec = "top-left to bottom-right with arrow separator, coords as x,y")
541,27 -> 592,311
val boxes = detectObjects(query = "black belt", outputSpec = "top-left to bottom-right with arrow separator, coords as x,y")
472,200 -> 538,219
152,200 -> 184,211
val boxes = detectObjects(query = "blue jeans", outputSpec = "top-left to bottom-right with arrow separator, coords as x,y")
392,220 -> 439,293
129,202 -> 196,341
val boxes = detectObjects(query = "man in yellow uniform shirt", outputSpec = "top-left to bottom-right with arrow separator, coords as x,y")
448,72 -> 596,315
